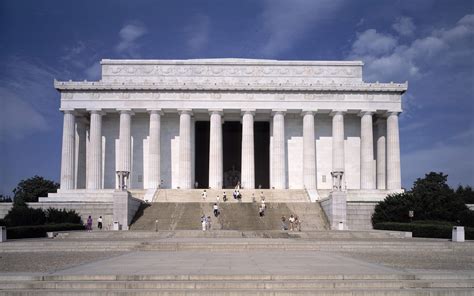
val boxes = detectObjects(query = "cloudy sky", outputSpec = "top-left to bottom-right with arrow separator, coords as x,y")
0,0 -> 473,195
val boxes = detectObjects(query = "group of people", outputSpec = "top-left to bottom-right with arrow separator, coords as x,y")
85,215 -> 103,231
281,214 -> 301,231
201,215 -> 212,231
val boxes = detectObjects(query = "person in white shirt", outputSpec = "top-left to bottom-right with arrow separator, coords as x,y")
213,203 -> 219,217
288,215 -> 296,231
97,216 -> 103,230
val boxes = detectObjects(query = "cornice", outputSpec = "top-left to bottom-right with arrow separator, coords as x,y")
54,80 -> 408,93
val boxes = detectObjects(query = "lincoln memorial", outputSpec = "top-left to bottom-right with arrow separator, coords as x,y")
41,58 -> 407,229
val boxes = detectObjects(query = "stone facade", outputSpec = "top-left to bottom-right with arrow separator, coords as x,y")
51,58 -> 406,202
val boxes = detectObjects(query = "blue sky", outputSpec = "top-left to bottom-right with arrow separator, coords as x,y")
0,0 -> 473,195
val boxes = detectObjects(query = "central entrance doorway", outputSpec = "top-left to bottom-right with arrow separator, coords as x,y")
194,121 -> 270,189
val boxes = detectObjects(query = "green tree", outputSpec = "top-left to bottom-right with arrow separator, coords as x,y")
372,172 -> 472,226
13,175 -> 59,203
456,185 -> 474,204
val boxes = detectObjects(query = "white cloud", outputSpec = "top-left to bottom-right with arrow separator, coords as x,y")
116,22 -> 148,57
392,17 -> 415,36
348,14 -> 474,82
0,87 -> 49,141
351,29 -> 397,56
184,14 -> 210,53
0,58 -> 59,141
84,61 -> 101,80
259,0 -> 344,57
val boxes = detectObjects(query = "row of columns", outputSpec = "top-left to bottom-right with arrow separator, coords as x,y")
60,109 -> 401,191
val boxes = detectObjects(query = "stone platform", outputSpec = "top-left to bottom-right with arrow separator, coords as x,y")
0,230 -> 473,295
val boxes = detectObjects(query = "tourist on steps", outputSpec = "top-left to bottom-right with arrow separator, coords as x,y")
213,203 -> 219,217
87,216 -> 93,232
223,191 -> 227,202
289,215 -> 295,231
97,216 -> 103,230
201,215 -> 206,231
202,189 -> 207,201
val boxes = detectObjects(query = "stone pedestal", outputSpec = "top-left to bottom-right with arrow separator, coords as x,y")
0,226 -> 6,242
112,190 -> 142,231
323,191 -> 347,231
452,226 -> 465,242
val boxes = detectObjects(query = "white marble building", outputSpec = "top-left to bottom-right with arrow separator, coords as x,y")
53,58 -> 406,202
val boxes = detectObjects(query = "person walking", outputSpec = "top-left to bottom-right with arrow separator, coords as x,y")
289,215 -> 295,231
281,216 -> 287,231
213,203 -> 219,217
87,216 -> 93,232
97,216 -> 103,230
201,215 -> 206,231
223,191 -> 227,202
202,189 -> 207,201
206,216 -> 211,230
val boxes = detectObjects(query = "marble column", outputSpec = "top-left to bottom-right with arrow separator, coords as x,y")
118,109 -> 133,174
209,110 -> 223,189
376,118 -> 387,189
60,110 -> 76,190
179,109 -> 192,189
331,111 -> 345,172
241,110 -> 255,189
148,110 -> 162,189
360,111 -> 375,189
87,110 -> 103,189
302,111 -> 316,190
386,112 -> 401,189
272,110 -> 286,189
75,117 -> 87,189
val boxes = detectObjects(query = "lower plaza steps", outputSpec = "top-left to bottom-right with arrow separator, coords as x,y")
1,273 -> 473,295
1,231 -> 473,295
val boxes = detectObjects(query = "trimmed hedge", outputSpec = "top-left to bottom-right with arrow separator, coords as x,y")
6,223 -> 85,239
374,222 -> 474,240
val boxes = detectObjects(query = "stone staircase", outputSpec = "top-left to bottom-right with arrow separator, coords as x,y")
1,273 -> 473,295
152,189 -> 309,202
129,202 -> 328,231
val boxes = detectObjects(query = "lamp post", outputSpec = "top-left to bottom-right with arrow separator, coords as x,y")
116,171 -> 130,191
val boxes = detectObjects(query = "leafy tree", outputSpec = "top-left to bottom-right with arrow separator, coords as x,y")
372,172 -> 472,226
3,200 -> 46,227
456,185 -> 474,204
12,175 -> 59,203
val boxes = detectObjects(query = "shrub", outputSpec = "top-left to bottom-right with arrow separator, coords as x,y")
6,223 -> 85,239
3,203 -> 46,227
45,208 -> 82,224
373,222 -> 474,240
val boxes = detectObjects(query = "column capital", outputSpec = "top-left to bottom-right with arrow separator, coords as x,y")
385,111 -> 401,117
117,109 -> 135,116
147,108 -> 164,115
329,110 -> 346,116
358,110 -> 375,117
301,110 -> 316,116
87,109 -> 106,115
241,109 -> 256,116
60,108 -> 76,115
271,109 -> 286,116
209,109 -> 223,116
178,109 -> 193,116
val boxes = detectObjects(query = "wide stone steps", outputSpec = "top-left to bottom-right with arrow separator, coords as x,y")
1,274 -> 473,295
153,189 -> 310,203
129,202 -> 328,231
1,238 -> 471,253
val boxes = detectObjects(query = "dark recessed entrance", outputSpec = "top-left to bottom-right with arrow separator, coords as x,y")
254,122 -> 270,189
195,121 -> 210,189
194,120 -> 270,189
223,122 -> 242,188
